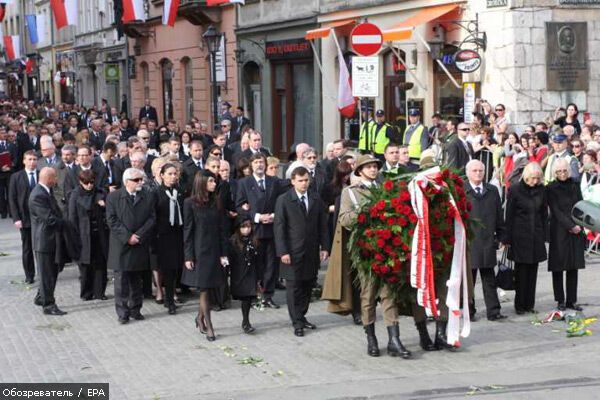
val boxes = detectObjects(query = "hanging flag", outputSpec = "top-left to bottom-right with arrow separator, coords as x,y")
0,4 -> 7,23
3,35 -> 20,61
336,43 -> 356,118
113,0 -> 124,39
25,58 -> 35,75
25,15 -> 47,46
206,0 -> 245,6
162,0 -> 180,27
50,0 -> 78,30
122,0 -> 145,23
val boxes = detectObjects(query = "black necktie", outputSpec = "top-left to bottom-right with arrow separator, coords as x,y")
258,179 -> 265,192
29,172 -> 35,189
196,160 -> 202,170
105,161 -> 112,184
0,141 -> 5,150
130,194 -> 136,203
300,195 -> 308,212
476,187 -> 481,196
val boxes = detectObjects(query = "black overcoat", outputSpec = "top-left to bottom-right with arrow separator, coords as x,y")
153,185 -> 184,271
235,175 -> 283,239
67,187 -> 108,265
466,183 -> 506,269
106,188 -> 156,271
228,237 -> 258,299
547,178 -> 586,271
274,189 -> 330,281
506,181 -> 547,264
181,198 -> 227,289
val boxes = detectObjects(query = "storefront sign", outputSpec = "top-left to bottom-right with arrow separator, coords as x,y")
352,56 -> 379,98
546,22 -> 588,91
265,39 -> 312,60
105,64 -> 120,81
454,49 -> 481,73
463,83 -> 476,124
487,0 -> 507,7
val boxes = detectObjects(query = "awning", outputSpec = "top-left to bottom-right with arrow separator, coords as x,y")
382,3 -> 460,42
305,19 -> 356,40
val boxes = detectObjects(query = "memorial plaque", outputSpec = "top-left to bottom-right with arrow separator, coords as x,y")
546,22 -> 588,91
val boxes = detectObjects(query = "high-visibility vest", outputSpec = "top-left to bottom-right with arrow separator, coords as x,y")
358,120 -> 376,152
373,123 -> 392,155
403,124 -> 425,159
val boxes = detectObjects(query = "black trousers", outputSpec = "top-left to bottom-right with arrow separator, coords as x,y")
286,278 -> 315,329
258,238 -> 277,298
20,228 -> 35,281
35,251 -> 59,310
162,269 -> 177,307
514,263 -> 538,312
0,175 -> 8,216
79,263 -> 107,299
552,270 -> 578,305
142,269 -> 153,297
471,268 -> 501,318
114,270 -> 145,318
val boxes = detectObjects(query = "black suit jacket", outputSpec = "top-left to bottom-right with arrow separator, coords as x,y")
139,106 -> 158,123
106,188 -> 156,271
235,175 -> 283,239
232,116 -> 250,136
182,157 -> 204,196
91,156 -> 117,191
29,184 -> 63,253
239,148 -> 271,161
274,189 -> 329,281
8,169 -> 38,227
445,138 -> 473,174
88,131 -> 106,152
113,155 -> 153,188
309,165 -> 327,196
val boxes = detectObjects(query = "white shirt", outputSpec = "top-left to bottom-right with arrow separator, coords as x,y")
469,181 -> 483,194
361,180 -> 377,188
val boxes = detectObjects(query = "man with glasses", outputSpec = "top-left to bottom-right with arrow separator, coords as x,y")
212,132 -> 233,163
65,145 -> 96,204
445,123 -> 473,174
221,119 -> 239,146
544,134 -> 579,184
182,141 -> 205,196
106,168 -> 156,324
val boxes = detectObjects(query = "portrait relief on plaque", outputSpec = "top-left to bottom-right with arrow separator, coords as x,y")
546,22 -> 588,91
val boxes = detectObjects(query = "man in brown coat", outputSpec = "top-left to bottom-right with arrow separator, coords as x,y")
336,154 -> 411,359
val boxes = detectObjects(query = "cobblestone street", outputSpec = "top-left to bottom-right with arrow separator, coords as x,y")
1,218 -> 600,400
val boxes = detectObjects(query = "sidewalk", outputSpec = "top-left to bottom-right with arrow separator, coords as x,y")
1,217 -> 599,400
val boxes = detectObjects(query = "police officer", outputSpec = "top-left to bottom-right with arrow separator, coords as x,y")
371,110 -> 396,161
358,106 -> 376,154
402,108 -> 429,165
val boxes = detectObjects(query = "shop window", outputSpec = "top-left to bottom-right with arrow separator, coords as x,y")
182,57 -> 193,121
383,49 -> 408,136
141,62 -> 149,102
434,45 -> 463,119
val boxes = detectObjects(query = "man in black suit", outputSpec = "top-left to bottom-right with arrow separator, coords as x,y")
139,99 -> 158,124
106,107 -> 120,124
236,152 -> 283,308
29,167 -> 67,315
301,147 -> 327,195
232,106 -> 250,137
325,139 -> 349,182
181,140 -> 205,196
274,166 -> 329,336
88,119 -> 106,153
113,137 -> 152,187
17,124 -> 40,160
8,150 -> 38,283
445,122 -> 473,174
211,132 -> 234,164
0,126 -> 18,218
239,130 -> 271,161
220,119 -> 240,147
465,160 -> 507,321
91,141 -> 118,193
64,145 -> 99,204
106,167 -> 156,324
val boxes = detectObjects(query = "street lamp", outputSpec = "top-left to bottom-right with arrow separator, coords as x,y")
203,25 -> 222,131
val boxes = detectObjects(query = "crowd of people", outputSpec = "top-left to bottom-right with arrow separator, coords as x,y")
1,96 -> 598,357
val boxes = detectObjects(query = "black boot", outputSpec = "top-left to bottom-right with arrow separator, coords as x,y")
386,324 -> 412,359
415,321 -> 438,351
364,324 -> 380,357
434,320 -> 456,350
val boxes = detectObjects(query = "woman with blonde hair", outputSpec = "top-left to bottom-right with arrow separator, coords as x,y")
506,162 -> 547,314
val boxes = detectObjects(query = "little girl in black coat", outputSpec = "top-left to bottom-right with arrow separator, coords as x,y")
229,215 -> 259,333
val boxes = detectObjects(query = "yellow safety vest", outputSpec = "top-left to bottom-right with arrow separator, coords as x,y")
373,123 -> 392,155
404,124 -> 425,159
358,120 -> 376,152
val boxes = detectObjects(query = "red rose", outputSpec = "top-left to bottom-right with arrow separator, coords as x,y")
381,229 -> 392,240
376,239 -> 385,248
408,214 -> 418,224
379,214 -> 387,222
391,198 -> 401,208
448,236 -> 456,245
365,229 -> 373,238
441,169 -> 450,179
399,190 -> 411,202
434,210 -> 442,220
432,241 -> 442,252
402,244 -> 410,252
392,236 -> 402,246
384,245 -> 393,254
466,201 -> 472,211
376,200 -> 386,211
456,176 -> 464,186
387,276 -> 398,283
463,212 -> 470,220
399,181 -> 407,189
383,180 -> 394,191
408,229 -> 414,237
357,213 -> 366,224
380,265 -> 390,274
372,263 -> 380,273
387,217 -> 395,225
375,253 -> 384,261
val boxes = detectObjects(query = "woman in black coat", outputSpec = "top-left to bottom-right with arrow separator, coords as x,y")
229,215 -> 258,333
547,158 -> 586,311
68,169 -> 109,301
182,170 -> 228,341
506,162 -> 547,314
154,163 -> 184,315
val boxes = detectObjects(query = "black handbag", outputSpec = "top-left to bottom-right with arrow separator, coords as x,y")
495,247 -> 515,291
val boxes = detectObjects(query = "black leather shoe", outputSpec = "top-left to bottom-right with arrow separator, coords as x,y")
387,325 -> 412,359
434,321 -> 456,351
294,328 -> 304,337
262,298 -> 280,309
168,305 -> 177,315
25,278 -> 34,284
155,298 -> 164,305
206,334 -> 216,342
364,324 -> 380,357
557,303 -> 566,311
415,321 -> 438,351
488,314 -> 508,321
303,320 -> 317,330
99,295 -> 108,301
243,323 -> 255,334
352,314 -> 362,325
81,296 -> 93,301
118,317 -> 129,324
275,281 -> 286,290
566,303 -> 583,311
515,308 -> 526,315
34,296 -> 43,306
43,305 -> 67,316
131,313 -> 145,321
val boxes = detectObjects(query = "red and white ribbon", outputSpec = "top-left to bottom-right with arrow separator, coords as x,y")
408,167 -> 470,346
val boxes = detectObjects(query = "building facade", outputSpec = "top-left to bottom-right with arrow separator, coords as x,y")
125,0 -> 238,127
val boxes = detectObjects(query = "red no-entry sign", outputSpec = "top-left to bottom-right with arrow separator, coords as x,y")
350,23 -> 383,56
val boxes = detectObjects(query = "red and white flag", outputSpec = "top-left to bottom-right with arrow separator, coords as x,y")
50,0 -> 78,30
206,0 -> 245,6
3,35 -> 20,61
0,4 -> 7,23
25,58 -> 35,75
122,0 -> 145,23
336,45 -> 355,118
162,0 -> 180,27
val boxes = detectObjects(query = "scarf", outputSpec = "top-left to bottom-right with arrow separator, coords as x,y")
164,186 -> 182,226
